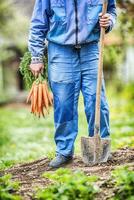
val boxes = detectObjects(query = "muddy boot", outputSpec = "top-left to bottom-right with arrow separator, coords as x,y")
49,155 -> 73,168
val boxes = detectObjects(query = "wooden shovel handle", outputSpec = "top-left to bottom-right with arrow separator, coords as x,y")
94,0 -> 108,135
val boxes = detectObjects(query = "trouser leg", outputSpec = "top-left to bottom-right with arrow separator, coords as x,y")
48,42 -> 81,157
80,42 -> 110,138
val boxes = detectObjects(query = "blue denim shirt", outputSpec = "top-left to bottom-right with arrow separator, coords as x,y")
28,0 -> 117,58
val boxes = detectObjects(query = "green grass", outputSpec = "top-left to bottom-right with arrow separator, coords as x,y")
0,106 -> 55,169
0,86 -> 134,170
109,97 -> 134,150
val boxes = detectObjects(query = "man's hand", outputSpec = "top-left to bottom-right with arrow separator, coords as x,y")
99,13 -> 111,28
30,63 -> 44,78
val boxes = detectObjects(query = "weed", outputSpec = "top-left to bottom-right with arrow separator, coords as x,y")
0,174 -> 21,200
35,168 -> 99,200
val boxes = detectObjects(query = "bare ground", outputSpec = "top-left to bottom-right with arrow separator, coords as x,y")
1,147 -> 134,200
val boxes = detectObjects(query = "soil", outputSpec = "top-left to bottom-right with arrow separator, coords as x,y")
1,147 -> 134,200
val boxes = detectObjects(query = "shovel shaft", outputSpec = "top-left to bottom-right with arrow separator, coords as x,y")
94,0 -> 108,135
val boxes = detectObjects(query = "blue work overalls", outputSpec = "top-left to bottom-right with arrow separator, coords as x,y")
28,0 -> 116,157
48,41 -> 110,157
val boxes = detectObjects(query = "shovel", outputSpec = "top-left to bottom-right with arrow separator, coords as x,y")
81,0 -> 111,165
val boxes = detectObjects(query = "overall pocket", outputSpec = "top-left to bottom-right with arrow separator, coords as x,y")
86,0 -> 102,25
87,0 -> 103,6
50,0 -> 66,22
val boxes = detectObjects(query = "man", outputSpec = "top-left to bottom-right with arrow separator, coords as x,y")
28,0 -> 117,168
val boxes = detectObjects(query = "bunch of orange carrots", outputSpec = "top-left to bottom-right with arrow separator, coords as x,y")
27,78 -> 53,118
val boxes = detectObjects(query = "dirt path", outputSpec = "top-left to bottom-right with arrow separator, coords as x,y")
1,147 -> 134,200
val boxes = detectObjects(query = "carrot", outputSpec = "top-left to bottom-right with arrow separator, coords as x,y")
44,81 -> 53,106
38,83 -> 43,110
48,91 -> 53,106
26,82 -> 34,103
38,107 -> 41,118
42,83 -> 49,112
30,96 -> 34,113
34,101 -> 38,116
33,83 -> 38,111
27,78 -> 53,118
41,107 -> 45,118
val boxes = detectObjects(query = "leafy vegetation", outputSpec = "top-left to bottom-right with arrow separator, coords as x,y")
117,0 -> 134,39
35,166 -> 134,200
121,83 -> 134,101
104,45 -> 124,74
112,166 -> 134,200
0,174 -> 21,200
35,168 -> 98,200
108,84 -> 134,150
0,160 -> 133,199
0,0 -> 13,32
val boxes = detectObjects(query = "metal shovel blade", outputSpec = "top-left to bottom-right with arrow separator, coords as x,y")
81,135 -> 111,165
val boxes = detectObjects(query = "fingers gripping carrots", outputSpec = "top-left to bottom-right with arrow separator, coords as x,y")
27,74 -> 53,118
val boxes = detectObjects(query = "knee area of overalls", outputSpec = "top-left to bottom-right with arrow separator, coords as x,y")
51,81 -> 75,123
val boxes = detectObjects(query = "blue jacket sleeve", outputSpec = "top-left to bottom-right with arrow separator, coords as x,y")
28,0 -> 49,58
106,0 -> 117,33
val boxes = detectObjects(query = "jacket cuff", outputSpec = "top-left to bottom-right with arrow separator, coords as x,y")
31,57 -> 44,64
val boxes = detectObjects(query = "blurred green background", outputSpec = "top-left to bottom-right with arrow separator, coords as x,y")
0,0 -> 134,170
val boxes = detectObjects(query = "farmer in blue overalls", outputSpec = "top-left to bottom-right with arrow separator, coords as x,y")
29,0 -> 117,168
